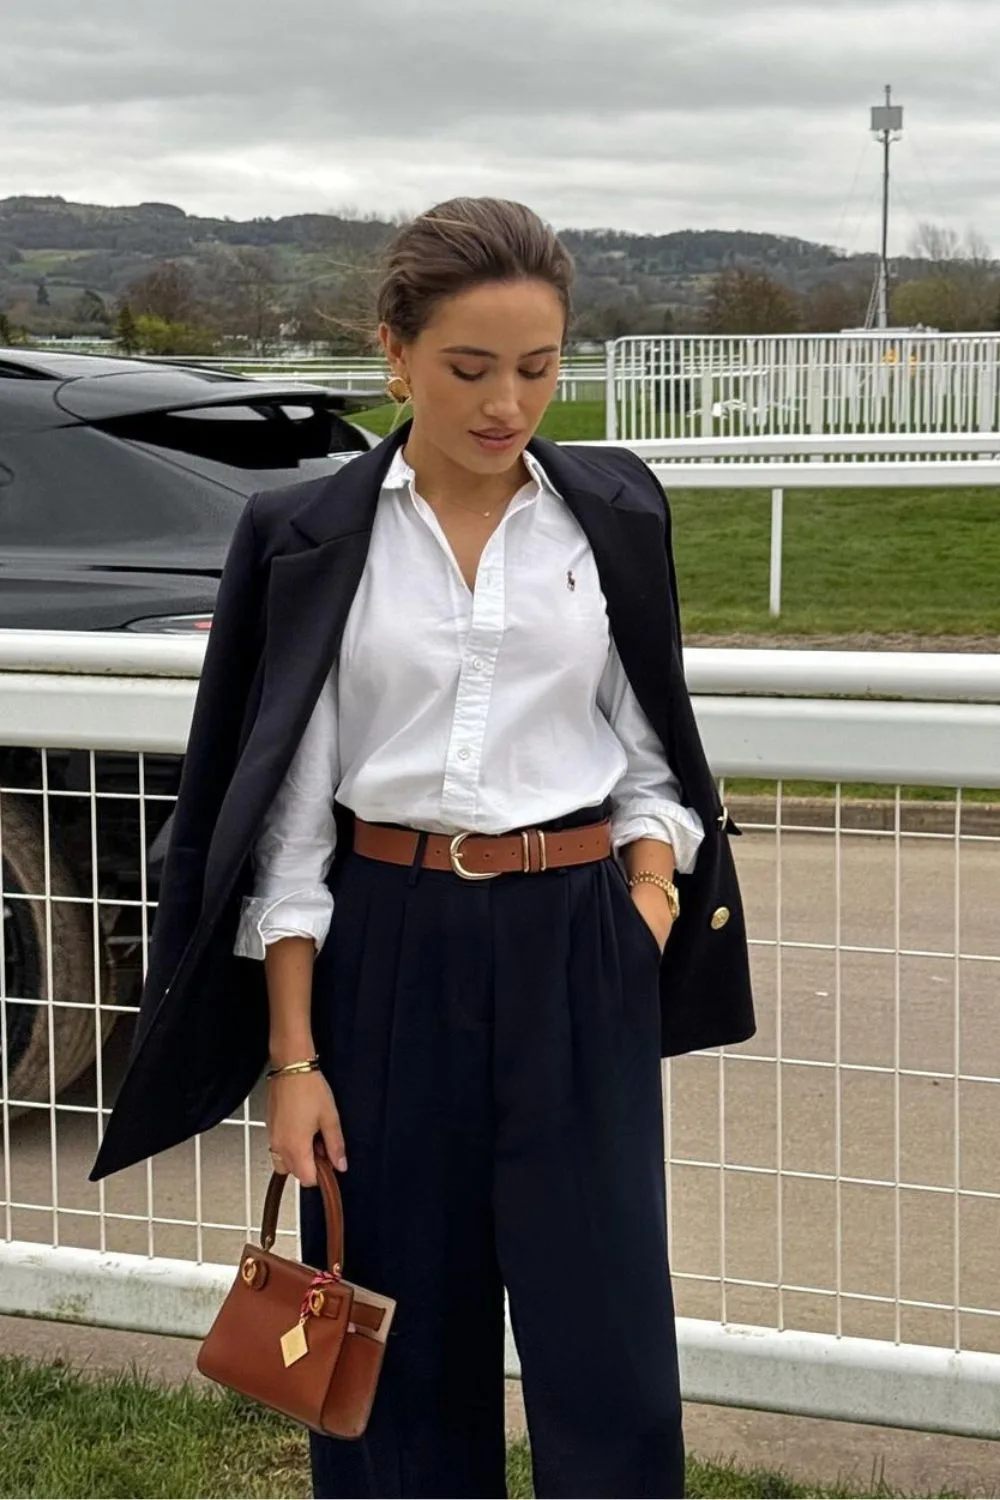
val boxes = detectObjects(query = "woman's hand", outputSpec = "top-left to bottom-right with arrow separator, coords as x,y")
266,1070 -> 347,1187
631,882 -> 674,954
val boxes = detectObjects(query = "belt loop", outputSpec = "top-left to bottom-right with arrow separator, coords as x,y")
407,830 -> 429,887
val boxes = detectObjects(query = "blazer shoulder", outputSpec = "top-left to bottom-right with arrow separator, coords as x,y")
560,441 -> 666,514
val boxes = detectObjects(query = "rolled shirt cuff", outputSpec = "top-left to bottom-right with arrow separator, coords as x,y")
232,884 -> 334,960
611,802 -> 706,876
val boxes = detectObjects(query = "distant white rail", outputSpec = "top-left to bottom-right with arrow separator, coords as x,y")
608,332 -> 1000,441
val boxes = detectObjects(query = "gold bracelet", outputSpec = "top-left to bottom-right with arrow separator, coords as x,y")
265,1055 -> 320,1080
627,871 -> 680,921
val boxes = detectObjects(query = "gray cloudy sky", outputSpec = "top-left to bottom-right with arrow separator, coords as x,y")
4,0 -> 1000,251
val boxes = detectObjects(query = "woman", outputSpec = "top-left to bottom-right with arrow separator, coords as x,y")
89,198 -> 754,1499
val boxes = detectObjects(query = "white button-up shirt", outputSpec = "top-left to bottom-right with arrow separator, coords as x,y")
233,444 -> 704,959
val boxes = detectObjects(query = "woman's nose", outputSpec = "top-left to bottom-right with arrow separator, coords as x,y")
481,379 -> 521,422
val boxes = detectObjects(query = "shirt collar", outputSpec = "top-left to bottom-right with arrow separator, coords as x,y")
381,440 -> 563,501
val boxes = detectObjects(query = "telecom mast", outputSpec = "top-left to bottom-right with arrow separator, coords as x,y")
867,85 -> 904,328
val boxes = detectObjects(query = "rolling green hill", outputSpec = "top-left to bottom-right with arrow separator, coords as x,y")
1,193 -> 891,336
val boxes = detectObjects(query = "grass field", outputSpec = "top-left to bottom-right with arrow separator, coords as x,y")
352,400 -> 1000,641
0,1356 -> 950,1500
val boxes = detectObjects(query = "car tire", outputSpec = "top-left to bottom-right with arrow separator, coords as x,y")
2,794 -> 117,1118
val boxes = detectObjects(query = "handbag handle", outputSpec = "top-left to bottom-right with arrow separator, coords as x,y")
259,1137 -> 345,1271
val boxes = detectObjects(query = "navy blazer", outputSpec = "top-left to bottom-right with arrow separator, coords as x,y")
88,421 -> 754,1182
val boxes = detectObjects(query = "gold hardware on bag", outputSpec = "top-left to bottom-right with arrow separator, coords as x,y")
241,1256 -> 258,1286
280,1319 -> 310,1367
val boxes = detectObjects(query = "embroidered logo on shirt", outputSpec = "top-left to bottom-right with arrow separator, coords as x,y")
566,570 -> 576,591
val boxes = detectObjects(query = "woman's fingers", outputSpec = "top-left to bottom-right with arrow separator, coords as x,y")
268,1079 -> 347,1186
320,1117 -> 348,1174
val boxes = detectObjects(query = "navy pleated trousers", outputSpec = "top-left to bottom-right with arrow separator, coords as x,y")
299,808 -> 685,1499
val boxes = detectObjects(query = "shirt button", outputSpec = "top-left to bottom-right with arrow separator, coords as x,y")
471,658 -> 484,671
457,747 -> 471,761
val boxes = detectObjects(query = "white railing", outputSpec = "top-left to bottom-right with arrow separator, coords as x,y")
581,435 -> 1000,618
1,634 -> 999,1437
607,333 -> 1000,441
148,354 -> 607,404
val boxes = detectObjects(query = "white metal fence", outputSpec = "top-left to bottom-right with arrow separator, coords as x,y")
151,353 -> 607,404
1,635 -> 999,1436
608,333 -> 1000,442
37,335 -> 1000,438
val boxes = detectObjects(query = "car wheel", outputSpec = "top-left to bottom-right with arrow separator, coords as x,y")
1,794 -> 117,1117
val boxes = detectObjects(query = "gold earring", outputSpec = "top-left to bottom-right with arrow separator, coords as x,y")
385,373 -> 411,404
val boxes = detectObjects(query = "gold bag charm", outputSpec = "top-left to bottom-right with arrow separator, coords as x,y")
280,1285 -> 326,1367
280,1319 -> 309,1367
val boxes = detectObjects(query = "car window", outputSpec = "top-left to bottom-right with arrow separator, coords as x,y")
101,397 -> 365,471
0,421 -> 360,557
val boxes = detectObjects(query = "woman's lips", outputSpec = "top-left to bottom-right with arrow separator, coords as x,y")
470,429 -> 520,452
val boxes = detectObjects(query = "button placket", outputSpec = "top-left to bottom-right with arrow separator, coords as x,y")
441,523 -> 507,823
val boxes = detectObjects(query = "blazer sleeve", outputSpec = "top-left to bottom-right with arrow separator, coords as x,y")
136,493 -> 267,1039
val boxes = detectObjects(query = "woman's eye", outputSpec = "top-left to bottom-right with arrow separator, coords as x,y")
449,364 -> 552,383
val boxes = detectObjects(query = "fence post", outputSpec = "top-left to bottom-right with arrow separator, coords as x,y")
700,370 -> 713,438
604,340 -> 617,440
769,488 -> 784,617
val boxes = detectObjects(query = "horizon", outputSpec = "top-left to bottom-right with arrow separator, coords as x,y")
0,191 -> 925,264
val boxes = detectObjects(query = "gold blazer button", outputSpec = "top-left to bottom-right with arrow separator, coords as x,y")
710,906 -> 731,930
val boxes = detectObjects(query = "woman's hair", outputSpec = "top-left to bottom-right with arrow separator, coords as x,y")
376,197 -> 574,343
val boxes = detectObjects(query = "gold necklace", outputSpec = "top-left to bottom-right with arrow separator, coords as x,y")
435,492 -> 501,519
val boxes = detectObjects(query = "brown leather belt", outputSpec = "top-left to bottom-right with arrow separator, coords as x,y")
353,817 -> 612,881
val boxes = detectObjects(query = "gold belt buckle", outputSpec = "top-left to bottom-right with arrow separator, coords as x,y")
449,831 -> 501,881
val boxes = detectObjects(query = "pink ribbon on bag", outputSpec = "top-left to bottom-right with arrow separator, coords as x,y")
298,1266 -> 343,1322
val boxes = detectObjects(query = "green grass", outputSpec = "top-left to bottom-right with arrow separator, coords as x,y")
670,486 -> 1000,638
0,1355 -> 957,1499
354,397 -> 606,441
348,400 -> 1000,639
16,248 -> 93,275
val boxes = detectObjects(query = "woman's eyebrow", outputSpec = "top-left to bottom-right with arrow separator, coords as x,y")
440,344 -> 560,358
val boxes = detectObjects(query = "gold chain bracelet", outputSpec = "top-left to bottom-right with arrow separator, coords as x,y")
627,871 -> 680,920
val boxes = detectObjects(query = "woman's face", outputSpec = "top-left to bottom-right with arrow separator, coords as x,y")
379,278 -> 564,475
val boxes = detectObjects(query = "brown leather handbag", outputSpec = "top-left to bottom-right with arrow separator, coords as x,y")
196,1143 -> 396,1439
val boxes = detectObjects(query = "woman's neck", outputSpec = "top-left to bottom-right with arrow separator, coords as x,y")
401,428 -> 530,512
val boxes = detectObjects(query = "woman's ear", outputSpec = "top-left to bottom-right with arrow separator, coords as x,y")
378,322 -> 404,372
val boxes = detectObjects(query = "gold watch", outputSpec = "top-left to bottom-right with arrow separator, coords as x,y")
627,871 -> 680,922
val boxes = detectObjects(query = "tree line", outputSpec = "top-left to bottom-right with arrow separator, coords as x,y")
2,221 -> 998,354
